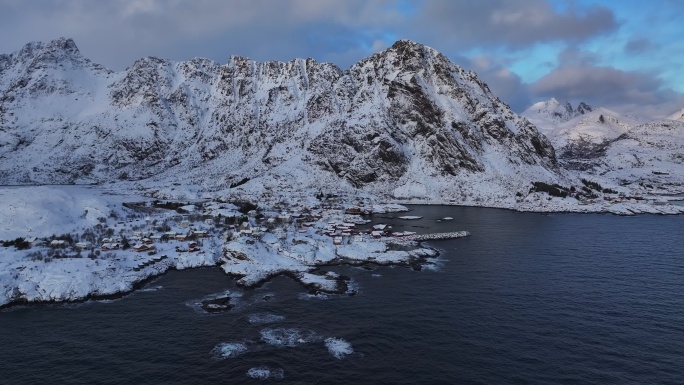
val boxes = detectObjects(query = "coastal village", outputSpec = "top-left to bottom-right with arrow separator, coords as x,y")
2,180 -> 683,309
0,191 -> 471,308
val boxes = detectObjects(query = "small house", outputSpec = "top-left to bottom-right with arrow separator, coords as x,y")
75,242 -> 91,249
101,243 -> 120,251
192,230 -> 209,238
30,238 -> 46,247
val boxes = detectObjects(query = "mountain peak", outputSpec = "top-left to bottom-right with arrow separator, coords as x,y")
522,99 -> 594,129
383,39 -> 444,59
47,37 -> 79,51
18,37 -> 80,57
390,39 -> 425,49
9,37 -> 93,71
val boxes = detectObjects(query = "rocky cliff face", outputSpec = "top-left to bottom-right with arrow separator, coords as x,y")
0,38 -> 562,200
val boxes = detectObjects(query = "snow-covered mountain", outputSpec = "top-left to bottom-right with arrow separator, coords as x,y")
0,38 -> 562,201
533,101 -> 684,190
521,98 -> 593,129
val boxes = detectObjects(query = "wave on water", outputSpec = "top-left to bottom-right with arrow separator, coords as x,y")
204,289 -> 243,300
345,279 -> 360,295
247,366 -> 284,380
421,258 -> 444,271
248,312 -> 285,324
211,342 -> 249,359
260,328 -> 320,347
324,337 -> 354,359
298,292 -> 331,300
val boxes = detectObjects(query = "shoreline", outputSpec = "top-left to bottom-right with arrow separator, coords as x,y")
0,184 -> 682,216
1,243 -> 445,311
0,266 -> 183,311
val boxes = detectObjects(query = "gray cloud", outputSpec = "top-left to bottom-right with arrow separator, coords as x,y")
407,0 -> 619,50
0,0 -> 621,71
528,63 -> 683,118
624,38 -> 654,54
455,55 -> 531,112
0,0 -> 400,69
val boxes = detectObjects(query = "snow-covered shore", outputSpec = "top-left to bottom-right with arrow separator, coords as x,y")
0,186 -> 443,309
1,184 -> 683,309
393,195 -> 684,216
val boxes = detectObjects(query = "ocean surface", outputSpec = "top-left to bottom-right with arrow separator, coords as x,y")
2,206 -> 684,384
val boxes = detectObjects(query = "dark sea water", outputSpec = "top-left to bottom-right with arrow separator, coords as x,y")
2,206 -> 684,384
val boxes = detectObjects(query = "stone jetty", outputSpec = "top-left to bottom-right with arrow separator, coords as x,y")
404,231 -> 471,241
386,231 -> 471,247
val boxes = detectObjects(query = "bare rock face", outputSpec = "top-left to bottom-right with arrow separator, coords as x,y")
0,38 -> 560,199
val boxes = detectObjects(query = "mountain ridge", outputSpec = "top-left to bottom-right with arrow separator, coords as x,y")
0,37 -> 565,202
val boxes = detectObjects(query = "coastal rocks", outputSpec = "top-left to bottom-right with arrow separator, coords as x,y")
200,295 -> 234,313
197,290 -> 240,313
295,271 -> 353,295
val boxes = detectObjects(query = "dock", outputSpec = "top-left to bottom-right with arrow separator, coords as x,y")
404,231 -> 471,241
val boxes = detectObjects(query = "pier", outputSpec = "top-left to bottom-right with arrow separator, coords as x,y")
386,231 -> 471,246
404,231 -> 471,241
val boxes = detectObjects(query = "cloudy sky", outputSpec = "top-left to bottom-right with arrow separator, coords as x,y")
1,0 -> 682,117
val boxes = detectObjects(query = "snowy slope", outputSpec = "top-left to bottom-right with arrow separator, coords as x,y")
546,107 -> 641,170
596,119 -> 684,190
0,38 -> 564,204
0,186 -> 128,240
